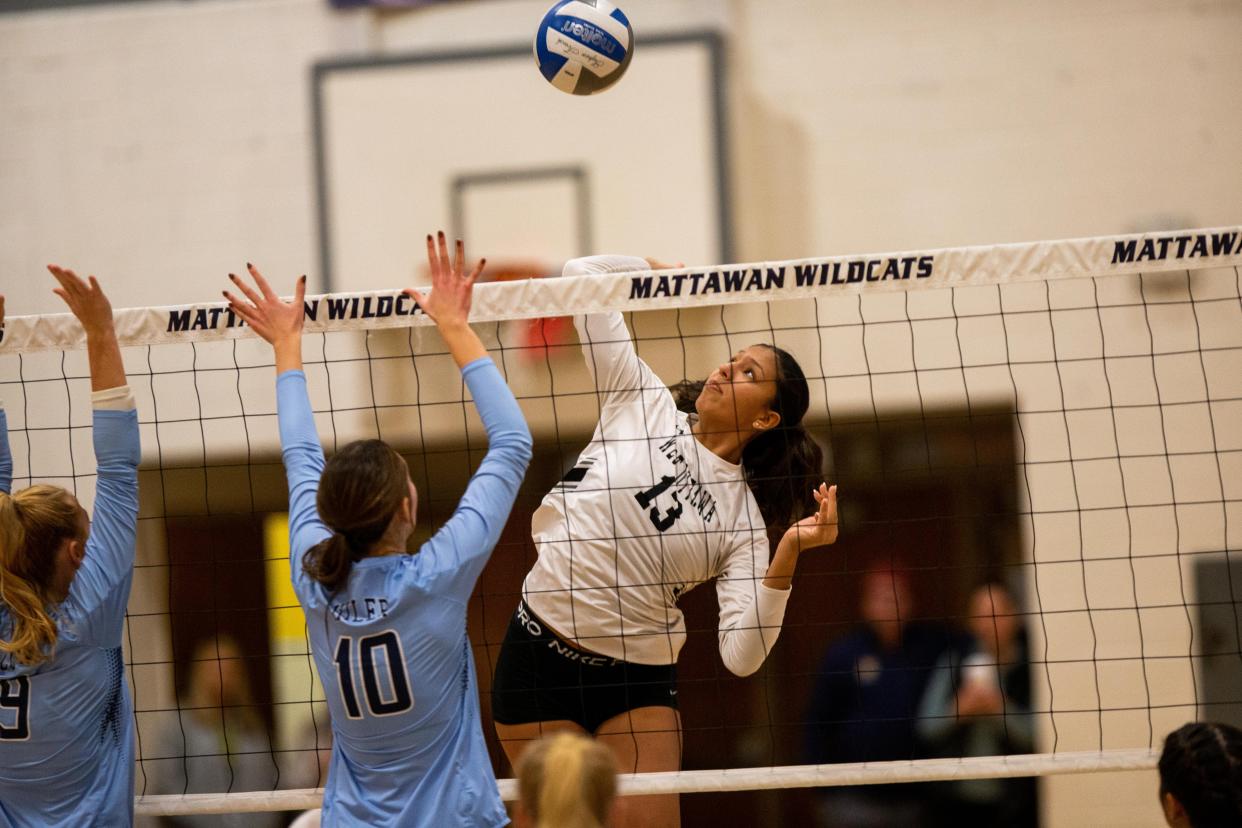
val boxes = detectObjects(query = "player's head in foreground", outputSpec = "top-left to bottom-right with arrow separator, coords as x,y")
515,731 -> 618,828
673,337 -> 822,533
301,437 -> 416,591
0,484 -> 88,665
1158,721 -> 1242,828
0,269 -> 119,667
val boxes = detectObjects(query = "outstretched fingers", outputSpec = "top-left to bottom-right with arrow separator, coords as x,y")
246,263 -> 279,301
222,291 -> 257,322
466,255 -> 486,285
437,231 -> 451,276
227,273 -> 264,308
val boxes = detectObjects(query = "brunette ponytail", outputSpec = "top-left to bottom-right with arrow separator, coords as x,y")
302,440 -> 409,592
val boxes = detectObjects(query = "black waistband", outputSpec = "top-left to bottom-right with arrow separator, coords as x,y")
513,599 -> 623,668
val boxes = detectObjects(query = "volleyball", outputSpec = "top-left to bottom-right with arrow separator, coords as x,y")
534,0 -> 634,96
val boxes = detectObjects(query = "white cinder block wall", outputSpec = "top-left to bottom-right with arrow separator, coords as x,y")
2,2 -> 1240,827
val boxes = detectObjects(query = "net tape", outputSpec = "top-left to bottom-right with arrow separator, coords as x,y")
134,749 -> 1159,815
4,226 -> 1240,353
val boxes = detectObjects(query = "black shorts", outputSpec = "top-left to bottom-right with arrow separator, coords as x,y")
490,600 -> 678,734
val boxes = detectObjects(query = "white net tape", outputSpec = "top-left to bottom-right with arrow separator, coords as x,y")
5,226 -> 1240,353
134,749 -> 1159,815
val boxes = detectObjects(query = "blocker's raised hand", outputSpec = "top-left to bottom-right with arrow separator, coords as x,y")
404,231 -> 485,329
224,264 -> 307,349
48,265 -> 114,336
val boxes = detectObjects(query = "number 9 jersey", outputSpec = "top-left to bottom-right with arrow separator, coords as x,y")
522,256 -> 793,677
0,392 -> 141,827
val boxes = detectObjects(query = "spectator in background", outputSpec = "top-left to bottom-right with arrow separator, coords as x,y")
1157,721 -> 1242,828
804,566 -> 956,828
147,634 -> 281,828
917,582 -> 1035,828
514,732 -> 619,828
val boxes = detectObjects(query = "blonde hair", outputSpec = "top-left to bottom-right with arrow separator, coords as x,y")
0,485 -> 82,666
517,733 -> 618,828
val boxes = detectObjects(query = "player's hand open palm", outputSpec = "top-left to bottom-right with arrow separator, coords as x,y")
48,266 -> 114,336
406,231 -> 484,330
785,483 -> 839,551
224,265 -> 307,348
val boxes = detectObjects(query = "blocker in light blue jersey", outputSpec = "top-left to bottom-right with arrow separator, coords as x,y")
278,357 -> 531,827
0,396 -> 141,827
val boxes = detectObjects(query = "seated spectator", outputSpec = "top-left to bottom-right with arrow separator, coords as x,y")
804,566 -> 956,828
514,732 -> 618,828
1158,721 -> 1242,828
917,582 -> 1035,828
147,634 -> 280,828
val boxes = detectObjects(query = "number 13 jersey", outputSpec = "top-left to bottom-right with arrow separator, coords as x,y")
523,257 -> 792,676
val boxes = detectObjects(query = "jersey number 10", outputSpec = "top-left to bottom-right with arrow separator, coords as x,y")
333,631 -> 413,719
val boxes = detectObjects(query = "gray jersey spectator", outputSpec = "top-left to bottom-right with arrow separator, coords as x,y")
147,635 -> 280,828
917,582 -> 1035,827
804,567 -> 955,828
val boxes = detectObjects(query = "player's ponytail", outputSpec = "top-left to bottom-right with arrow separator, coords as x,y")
517,732 -> 617,828
743,346 -> 822,537
303,439 -> 409,592
0,485 -> 82,666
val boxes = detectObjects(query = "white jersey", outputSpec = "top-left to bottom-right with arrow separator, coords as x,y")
523,256 -> 791,675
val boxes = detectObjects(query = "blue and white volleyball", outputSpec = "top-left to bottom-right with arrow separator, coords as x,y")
534,0 -> 634,96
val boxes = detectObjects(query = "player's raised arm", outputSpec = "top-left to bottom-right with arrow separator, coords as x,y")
224,268 -> 329,584
562,254 -> 661,400
46,266 -> 140,635
0,294 -> 10,495
408,232 -> 532,595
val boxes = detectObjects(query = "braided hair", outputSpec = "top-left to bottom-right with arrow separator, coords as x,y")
1158,721 -> 1242,828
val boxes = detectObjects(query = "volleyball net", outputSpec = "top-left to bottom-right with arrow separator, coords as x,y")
1,227 -> 1240,818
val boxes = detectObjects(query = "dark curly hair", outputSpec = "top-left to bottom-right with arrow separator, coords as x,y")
1158,721 -> 1242,828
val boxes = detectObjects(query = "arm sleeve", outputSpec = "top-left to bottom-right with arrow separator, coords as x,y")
995,672 -> 1035,751
417,357 -> 532,601
804,647 -> 849,765
715,525 -> 791,677
916,652 -> 959,746
0,404 -> 11,494
277,370 -> 331,602
568,256 -> 663,406
71,387 -> 140,645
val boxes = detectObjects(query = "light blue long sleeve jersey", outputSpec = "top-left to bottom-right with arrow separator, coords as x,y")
0,398 -> 141,827
278,357 -> 531,827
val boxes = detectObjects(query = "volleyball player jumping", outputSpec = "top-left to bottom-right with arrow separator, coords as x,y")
224,233 -> 531,827
491,255 -> 840,827
0,271 -> 141,826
